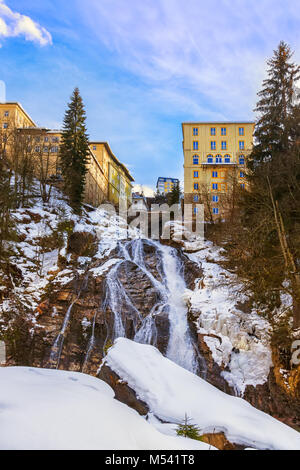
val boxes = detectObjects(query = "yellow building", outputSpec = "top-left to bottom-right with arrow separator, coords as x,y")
0,103 -> 134,207
182,121 -> 255,218
89,142 -> 134,207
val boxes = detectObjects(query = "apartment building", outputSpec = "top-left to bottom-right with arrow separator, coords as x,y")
0,102 -> 134,207
182,121 -> 255,218
156,177 -> 179,195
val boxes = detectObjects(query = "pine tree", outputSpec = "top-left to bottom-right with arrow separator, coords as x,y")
60,88 -> 90,213
176,414 -> 202,441
250,41 -> 300,166
168,182 -> 181,206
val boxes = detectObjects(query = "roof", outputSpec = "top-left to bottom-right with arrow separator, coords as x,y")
156,177 -> 179,186
0,102 -> 37,127
89,141 -> 134,182
182,121 -> 255,125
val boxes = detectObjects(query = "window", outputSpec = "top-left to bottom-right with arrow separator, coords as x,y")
35,137 -> 41,143
221,141 -> 227,150
51,146 -> 58,153
193,128 -> 198,136
193,171 -> 199,178
4,111 -> 9,117
239,127 -> 244,136
240,171 -> 245,178
239,141 -> 245,150
35,146 -> 40,152
240,183 -> 245,189
210,127 -> 216,136
194,207 -> 199,214
216,155 -> 222,163
221,127 -> 226,136
43,147 -> 49,153
3,123 -> 8,129
207,155 -> 213,163
193,155 -> 199,164
193,141 -> 199,150
93,145 -> 97,150
224,154 -> 231,163
52,137 -> 59,143
212,171 -> 218,178
211,141 -> 216,150
44,137 -> 49,142
194,183 -> 199,190
212,183 -> 218,190
239,155 -> 245,165
194,195 -> 199,202
212,195 -> 219,202
213,208 -> 219,215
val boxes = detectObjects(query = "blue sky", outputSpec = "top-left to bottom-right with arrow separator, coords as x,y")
0,0 -> 300,193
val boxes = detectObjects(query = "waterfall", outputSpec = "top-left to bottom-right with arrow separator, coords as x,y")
49,274 -> 89,369
104,237 -> 199,374
82,311 -> 97,373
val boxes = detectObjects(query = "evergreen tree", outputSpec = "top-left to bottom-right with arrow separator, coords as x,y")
60,88 -> 90,213
176,414 -> 202,441
168,182 -> 181,206
250,41 -> 300,166
230,42 -> 300,330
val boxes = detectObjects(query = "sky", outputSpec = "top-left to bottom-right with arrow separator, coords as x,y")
0,0 -> 300,192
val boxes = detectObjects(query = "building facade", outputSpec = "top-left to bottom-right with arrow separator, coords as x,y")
0,103 -> 134,207
156,177 -> 179,195
182,121 -> 255,219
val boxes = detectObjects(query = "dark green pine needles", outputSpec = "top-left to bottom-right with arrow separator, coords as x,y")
60,88 -> 90,214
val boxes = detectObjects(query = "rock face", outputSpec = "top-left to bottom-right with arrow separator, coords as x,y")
98,364 -> 149,416
3,239 -> 202,378
244,349 -> 300,430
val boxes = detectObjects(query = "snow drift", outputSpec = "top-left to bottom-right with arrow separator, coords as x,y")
0,367 -> 212,450
104,338 -> 300,450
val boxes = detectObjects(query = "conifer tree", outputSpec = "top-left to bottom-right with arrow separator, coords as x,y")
176,414 -> 202,441
60,88 -> 90,213
168,182 -> 181,206
250,41 -> 300,166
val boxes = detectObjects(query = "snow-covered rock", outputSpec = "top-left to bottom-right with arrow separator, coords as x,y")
186,244 -> 273,395
104,338 -> 300,451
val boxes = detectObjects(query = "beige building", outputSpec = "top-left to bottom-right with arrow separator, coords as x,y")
0,103 -> 134,207
182,121 -> 255,219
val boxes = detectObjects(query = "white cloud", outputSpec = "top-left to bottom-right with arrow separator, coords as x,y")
79,0 -> 300,118
0,0 -> 52,46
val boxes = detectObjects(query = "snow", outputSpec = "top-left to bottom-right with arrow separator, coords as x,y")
0,367 -> 213,450
186,243 -> 273,395
104,338 -> 300,450
90,258 -> 122,277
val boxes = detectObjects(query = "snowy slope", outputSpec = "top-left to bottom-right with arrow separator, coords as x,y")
0,367 -> 213,450
104,338 -> 300,450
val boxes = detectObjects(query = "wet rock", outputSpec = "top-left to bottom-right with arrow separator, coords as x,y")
99,364 -> 149,416
201,432 -> 246,450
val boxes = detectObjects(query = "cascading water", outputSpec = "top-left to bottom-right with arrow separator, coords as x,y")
103,237 -> 200,374
50,274 -> 89,369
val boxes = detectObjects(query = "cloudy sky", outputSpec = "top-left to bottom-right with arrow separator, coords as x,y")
0,0 -> 300,190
